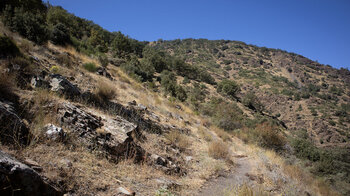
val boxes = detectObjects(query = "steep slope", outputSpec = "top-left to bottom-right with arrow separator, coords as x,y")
0,1 -> 349,195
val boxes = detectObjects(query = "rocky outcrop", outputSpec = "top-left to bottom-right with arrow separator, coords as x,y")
0,100 -> 29,145
49,74 -> 81,98
57,103 -> 144,162
0,151 -> 63,196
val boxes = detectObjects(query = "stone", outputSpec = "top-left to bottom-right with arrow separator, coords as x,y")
23,158 -> 43,172
150,154 -> 167,166
96,67 -> 112,79
149,112 -> 160,122
155,178 -> 181,190
43,124 -> 65,141
137,103 -> 147,111
0,100 -> 29,145
115,186 -> 135,196
57,103 -> 144,162
128,100 -> 137,106
31,76 -> 50,89
49,74 -> 81,98
0,151 -> 63,196
185,156 -> 193,163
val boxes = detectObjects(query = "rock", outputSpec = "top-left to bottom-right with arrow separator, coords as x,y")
115,186 -> 135,196
185,156 -> 193,163
96,67 -> 112,80
137,103 -> 147,111
128,100 -> 137,106
148,154 -> 183,175
155,178 -> 181,190
57,103 -> 144,162
0,151 -> 63,196
43,124 -> 65,141
31,76 -> 50,89
60,159 -> 73,168
57,103 -> 102,137
0,100 -> 29,145
149,112 -> 160,122
98,115 -> 145,162
175,105 -> 182,110
23,158 -> 43,172
49,74 -> 81,98
150,154 -> 167,166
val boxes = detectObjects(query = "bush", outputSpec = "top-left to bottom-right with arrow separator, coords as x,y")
175,85 -> 187,101
208,140 -> 229,160
98,54 -> 109,67
254,123 -> 286,149
50,23 -> 70,45
242,92 -> 264,112
2,5 -> 49,44
93,81 -> 116,103
217,79 -> 240,99
83,62 -> 98,72
0,35 -> 20,58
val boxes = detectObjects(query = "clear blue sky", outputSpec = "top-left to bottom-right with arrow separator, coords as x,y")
47,0 -> 350,69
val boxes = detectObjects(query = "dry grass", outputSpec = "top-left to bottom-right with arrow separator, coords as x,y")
16,141 -> 173,196
223,184 -> 269,196
28,89 -> 59,144
212,126 -> 232,142
93,81 -> 116,103
208,140 -> 230,160
198,128 -> 213,142
164,131 -> 190,150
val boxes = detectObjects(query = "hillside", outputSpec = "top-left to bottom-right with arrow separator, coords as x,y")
0,1 -> 349,196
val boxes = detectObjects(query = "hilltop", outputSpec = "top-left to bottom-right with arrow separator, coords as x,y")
0,1 -> 349,195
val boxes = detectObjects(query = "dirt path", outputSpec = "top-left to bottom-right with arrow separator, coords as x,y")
197,155 -> 255,196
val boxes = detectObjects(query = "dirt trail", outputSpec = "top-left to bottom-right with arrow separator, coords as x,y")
196,137 -> 268,196
197,155 -> 255,196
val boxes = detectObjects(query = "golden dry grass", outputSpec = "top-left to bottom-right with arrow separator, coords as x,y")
93,80 -> 116,103
208,140 -> 230,160
164,131 -> 190,150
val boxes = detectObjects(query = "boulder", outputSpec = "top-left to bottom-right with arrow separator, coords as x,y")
31,76 -> 50,89
0,100 -> 29,145
49,74 -> 80,98
57,103 -> 144,162
43,124 -> 65,141
0,151 -> 63,196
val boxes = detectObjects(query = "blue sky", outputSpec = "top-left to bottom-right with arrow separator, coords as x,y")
47,0 -> 350,69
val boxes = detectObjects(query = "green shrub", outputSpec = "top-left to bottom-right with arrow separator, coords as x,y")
242,92 -> 264,112
50,23 -> 70,45
217,79 -> 240,99
292,138 -> 321,162
256,123 -> 286,149
98,54 -> 109,67
0,35 -> 20,57
2,5 -> 49,44
83,62 -> 98,72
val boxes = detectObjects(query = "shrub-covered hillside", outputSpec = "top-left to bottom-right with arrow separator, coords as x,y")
1,0 -> 350,195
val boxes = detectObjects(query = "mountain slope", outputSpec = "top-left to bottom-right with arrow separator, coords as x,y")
0,1 -> 349,195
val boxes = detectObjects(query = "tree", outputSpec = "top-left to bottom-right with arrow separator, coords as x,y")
111,31 -> 132,58
50,23 -> 70,45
